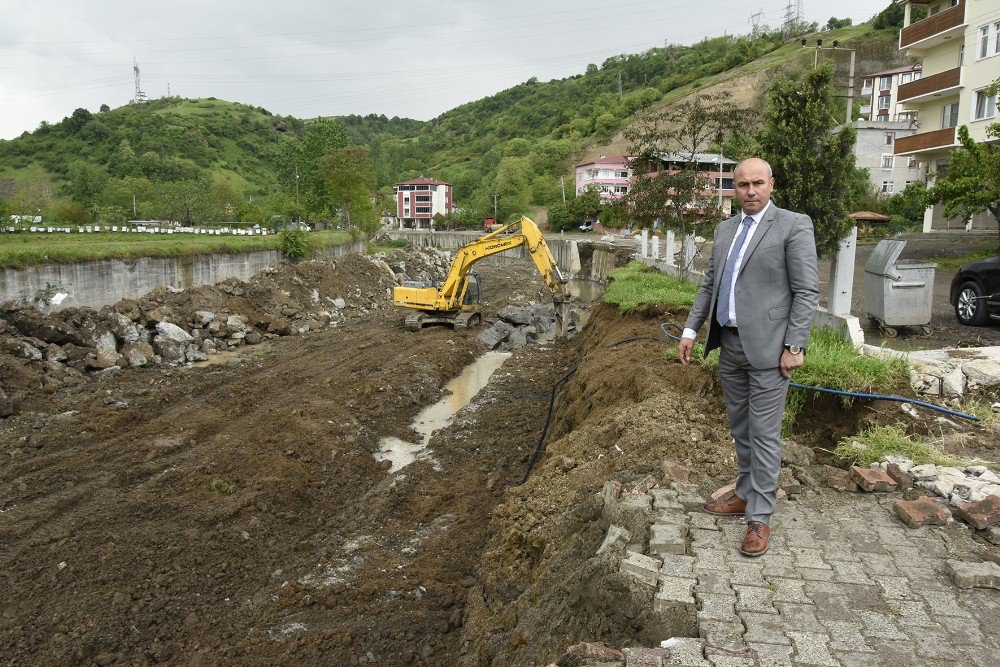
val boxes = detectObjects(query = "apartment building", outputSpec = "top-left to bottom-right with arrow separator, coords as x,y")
894,0 -> 1000,230
394,177 -> 453,229
853,119 -> 927,194
860,63 -> 923,121
575,156 -> 632,201
643,152 -> 738,217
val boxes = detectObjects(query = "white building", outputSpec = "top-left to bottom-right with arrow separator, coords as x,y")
852,119 -> 927,194
860,64 -> 923,122
394,177 -> 453,229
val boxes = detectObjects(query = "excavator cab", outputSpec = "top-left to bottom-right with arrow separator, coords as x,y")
462,273 -> 480,306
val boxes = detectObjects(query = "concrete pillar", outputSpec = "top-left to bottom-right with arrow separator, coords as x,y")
827,225 -> 857,317
682,235 -> 696,272
640,229 -> 649,257
665,231 -> 676,266
650,236 -> 660,261
568,240 -> 582,275
922,206 -> 934,234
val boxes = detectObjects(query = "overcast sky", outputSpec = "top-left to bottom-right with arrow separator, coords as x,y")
1,0 -> 883,140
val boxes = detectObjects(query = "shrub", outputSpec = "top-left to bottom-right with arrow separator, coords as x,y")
279,229 -> 312,260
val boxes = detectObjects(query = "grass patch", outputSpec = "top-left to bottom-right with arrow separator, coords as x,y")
833,424 -> 963,468
928,248 -> 996,271
0,230 -> 352,269
210,479 -> 236,494
368,238 -> 410,254
784,327 -> 911,433
603,262 -> 699,313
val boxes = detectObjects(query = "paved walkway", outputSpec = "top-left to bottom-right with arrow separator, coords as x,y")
637,487 -> 1000,666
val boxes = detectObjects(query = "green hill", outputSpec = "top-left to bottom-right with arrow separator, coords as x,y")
0,9 -> 907,228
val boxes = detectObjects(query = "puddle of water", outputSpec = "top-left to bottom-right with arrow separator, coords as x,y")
375,351 -> 511,473
567,278 -> 606,302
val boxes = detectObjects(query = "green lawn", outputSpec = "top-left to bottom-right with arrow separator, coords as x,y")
0,230 -> 353,269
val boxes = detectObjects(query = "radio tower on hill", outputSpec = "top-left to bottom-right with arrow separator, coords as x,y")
132,59 -> 149,104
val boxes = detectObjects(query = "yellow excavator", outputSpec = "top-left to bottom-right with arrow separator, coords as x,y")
393,215 -> 570,334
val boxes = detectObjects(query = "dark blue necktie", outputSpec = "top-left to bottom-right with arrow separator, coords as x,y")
717,216 -> 753,327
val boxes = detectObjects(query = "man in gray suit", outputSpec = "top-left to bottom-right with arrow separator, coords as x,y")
677,157 -> 819,557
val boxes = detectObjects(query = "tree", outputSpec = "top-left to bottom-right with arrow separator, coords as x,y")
67,161 -> 109,207
277,118 -> 350,217
321,146 -> 377,233
825,17 -> 852,30
99,103 -> 110,113
758,64 -> 855,258
884,182 -> 927,223
925,125 -> 1000,249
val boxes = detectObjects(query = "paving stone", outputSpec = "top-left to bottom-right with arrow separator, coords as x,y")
693,568 -> 734,595
748,642 -> 794,665
869,639 -> 923,666
858,553 -> 901,577
952,495 -> 1000,529
651,487 -> 683,511
919,589 -> 968,617
890,600 -> 937,628
833,651 -> 881,667
758,554 -> 801,579
818,544 -> 862,563
945,559 -> 1000,589
856,610 -> 908,640
690,528 -> 720,549
798,567 -> 838,582
902,627 -> 963,661
733,584 -> 777,615
960,644 -> 1000,667
728,561 -> 767,587
697,593 -> 738,622
784,528 -> 816,548
597,524 -> 633,554
787,631 -> 838,666
660,554 -> 696,579
621,551 -> 661,586
774,601 -> 824,633
698,619 -> 747,658
690,547 -> 728,571
603,480 -> 624,504
704,655 -> 753,667
654,575 -> 696,615
689,513 -> 720,531
892,496 -> 950,528
820,620 -> 874,653
767,576 -> 812,604
790,547 -> 831,570
830,560 -> 870,585
650,523 -> 688,556
936,612 -> 987,645
850,466 -> 898,492
630,474 -> 659,495
740,611 -> 792,645
658,637 -> 710,666
623,646 -> 671,667
907,534 -> 949,557
656,507 -> 690,526
872,575 -> 916,600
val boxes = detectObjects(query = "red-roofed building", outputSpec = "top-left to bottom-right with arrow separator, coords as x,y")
394,177 -> 453,228
575,156 -> 632,201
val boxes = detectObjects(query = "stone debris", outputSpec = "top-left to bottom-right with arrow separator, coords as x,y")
850,465 -> 898,492
893,496 -> 950,528
597,525 -> 632,555
661,460 -> 693,484
945,559 -> 1000,590
952,495 -> 1000,530
475,303 -> 557,351
879,456 -> 1000,507
620,551 -> 662,587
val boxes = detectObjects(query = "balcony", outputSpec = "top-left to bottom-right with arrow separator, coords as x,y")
893,126 -> 957,155
860,105 -> 873,115
897,67 -> 961,102
900,0 -> 966,50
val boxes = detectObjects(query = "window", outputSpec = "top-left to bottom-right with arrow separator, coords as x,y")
415,206 -> 431,214
614,185 -> 628,194
882,181 -> 894,193
905,181 -> 914,187
942,102 -> 959,128
878,96 -> 891,110
901,74 -> 911,84
973,89 -> 997,121
885,132 -> 895,146
416,185 -> 429,191
879,76 -> 892,91
930,4 -> 942,16
415,195 -> 431,202
616,170 -> 629,178
913,71 -> 921,81
959,44 -> 964,66
908,156 -> 918,168
979,22 -> 1000,59
881,154 -> 894,169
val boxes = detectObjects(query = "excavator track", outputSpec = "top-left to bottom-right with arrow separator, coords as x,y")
404,313 -> 424,331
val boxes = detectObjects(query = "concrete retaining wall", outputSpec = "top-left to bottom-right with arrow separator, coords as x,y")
1,239 -> 367,312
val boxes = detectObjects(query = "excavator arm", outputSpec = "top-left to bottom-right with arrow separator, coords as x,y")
393,216 -> 571,334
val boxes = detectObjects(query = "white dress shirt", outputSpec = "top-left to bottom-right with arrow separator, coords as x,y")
682,201 -> 771,341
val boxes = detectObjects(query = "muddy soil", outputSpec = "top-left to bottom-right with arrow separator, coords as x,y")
1,243 -> 997,666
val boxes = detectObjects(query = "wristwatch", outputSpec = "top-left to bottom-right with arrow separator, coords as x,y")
785,344 -> 804,355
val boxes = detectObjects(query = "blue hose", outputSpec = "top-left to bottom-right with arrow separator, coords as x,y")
656,321 -> 981,422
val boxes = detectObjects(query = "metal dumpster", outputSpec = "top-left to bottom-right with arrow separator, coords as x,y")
863,239 -> 937,336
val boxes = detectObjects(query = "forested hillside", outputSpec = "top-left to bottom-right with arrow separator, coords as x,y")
0,5 -> 907,230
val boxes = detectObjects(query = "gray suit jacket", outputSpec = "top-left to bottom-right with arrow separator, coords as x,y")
683,205 -> 819,369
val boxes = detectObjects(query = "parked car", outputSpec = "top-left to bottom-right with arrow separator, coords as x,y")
950,256 -> 1000,326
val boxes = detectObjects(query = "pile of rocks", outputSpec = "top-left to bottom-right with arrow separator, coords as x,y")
476,304 -> 558,351
877,455 -> 1000,506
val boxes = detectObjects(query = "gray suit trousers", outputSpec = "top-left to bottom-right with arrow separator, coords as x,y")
719,328 -> 789,525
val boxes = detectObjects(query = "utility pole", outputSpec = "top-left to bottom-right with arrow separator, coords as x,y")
132,194 -> 137,217
294,167 -> 300,206
846,48 -> 856,124
493,194 -> 498,219
560,175 -> 566,204
617,72 -> 622,102
802,39 -> 858,122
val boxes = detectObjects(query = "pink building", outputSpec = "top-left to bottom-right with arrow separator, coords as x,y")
575,156 -> 632,201
394,177 -> 453,228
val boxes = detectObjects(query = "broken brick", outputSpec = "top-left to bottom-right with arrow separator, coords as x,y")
662,460 -> 693,484
893,496 -> 950,528
886,462 -> 914,491
778,468 -> 801,497
630,474 -> 658,495
565,642 -> 625,661
602,480 -> 623,504
710,481 -> 737,501
952,495 -> 1000,530
850,466 -> 898,492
